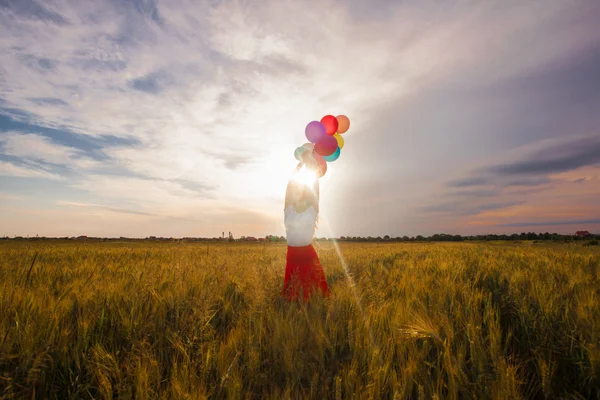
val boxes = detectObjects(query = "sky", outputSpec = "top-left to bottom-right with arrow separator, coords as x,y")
1,0 -> 599,238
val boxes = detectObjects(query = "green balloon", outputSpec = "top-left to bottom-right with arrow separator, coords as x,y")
323,147 -> 340,162
294,146 -> 307,161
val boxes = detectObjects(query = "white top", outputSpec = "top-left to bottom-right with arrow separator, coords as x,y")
284,205 -> 317,247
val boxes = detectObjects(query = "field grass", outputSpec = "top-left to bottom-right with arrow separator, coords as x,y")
0,241 -> 599,399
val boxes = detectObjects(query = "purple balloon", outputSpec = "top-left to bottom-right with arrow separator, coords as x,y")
305,121 -> 326,143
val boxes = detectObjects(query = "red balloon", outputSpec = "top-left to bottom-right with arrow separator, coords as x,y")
314,135 -> 338,156
320,115 -> 339,136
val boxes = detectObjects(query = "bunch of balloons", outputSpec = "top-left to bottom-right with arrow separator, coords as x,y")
294,114 -> 350,177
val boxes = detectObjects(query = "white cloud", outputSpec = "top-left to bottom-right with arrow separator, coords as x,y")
1,132 -> 76,163
0,160 -> 62,180
0,131 -> 102,171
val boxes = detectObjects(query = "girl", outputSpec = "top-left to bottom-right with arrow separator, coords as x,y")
281,152 -> 331,301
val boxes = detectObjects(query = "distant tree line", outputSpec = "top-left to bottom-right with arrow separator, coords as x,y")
331,232 -> 599,242
2,232 -> 598,244
0,235 -> 288,243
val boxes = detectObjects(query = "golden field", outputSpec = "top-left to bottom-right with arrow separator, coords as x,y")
0,241 -> 599,399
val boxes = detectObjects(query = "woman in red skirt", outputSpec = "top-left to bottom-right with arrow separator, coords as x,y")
281,153 -> 331,301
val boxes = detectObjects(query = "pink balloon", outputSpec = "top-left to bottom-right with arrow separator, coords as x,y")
305,121 -> 326,143
315,135 -> 338,156
310,153 -> 327,177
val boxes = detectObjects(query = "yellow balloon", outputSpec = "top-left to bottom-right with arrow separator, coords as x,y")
334,133 -> 344,149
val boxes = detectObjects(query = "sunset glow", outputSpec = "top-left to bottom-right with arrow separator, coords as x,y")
0,1 -> 599,237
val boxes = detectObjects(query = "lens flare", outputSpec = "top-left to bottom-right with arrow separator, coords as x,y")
318,216 -> 383,366
292,166 -> 317,187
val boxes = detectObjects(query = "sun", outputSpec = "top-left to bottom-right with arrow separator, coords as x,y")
291,166 -> 317,187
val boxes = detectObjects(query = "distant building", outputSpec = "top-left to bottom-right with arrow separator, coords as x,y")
245,236 -> 258,242
576,231 -> 591,238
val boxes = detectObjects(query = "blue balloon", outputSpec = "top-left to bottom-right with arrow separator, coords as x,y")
323,147 -> 340,162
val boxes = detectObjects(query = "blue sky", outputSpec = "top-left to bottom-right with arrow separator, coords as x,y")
1,0 -> 599,238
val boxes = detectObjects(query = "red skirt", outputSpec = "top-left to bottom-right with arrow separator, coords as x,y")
281,244 -> 331,301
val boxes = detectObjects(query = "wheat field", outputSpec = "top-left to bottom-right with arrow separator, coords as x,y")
0,241 -> 599,399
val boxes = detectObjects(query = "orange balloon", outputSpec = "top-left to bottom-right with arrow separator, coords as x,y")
336,115 -> 350,133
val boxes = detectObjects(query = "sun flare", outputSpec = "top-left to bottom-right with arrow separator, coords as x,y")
291,166 -> 317,187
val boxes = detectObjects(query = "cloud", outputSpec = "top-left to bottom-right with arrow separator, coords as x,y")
1,0 -> 600,236
485,135 -> 600,175
449,176 -> 553,188
71,175 -> 214,217
201,150 -> 255,170
57,201 -> 159,217
27,98 -> 69,107
56,200 -> 200,221
446,134 -> 600,190
0,0 -> 69,25
502,178 -> 552,187
1,132 -> 76,164
447,177 -> 488,188
500,219 -> 600,228
449,189 -> 498,198
421,200 -> 524,217
0,131 -> 102,171
0,160 -> 61,180
428,134 -> 600,224
129,71 -> 170,94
